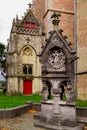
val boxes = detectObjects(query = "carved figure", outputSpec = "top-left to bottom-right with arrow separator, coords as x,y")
48,48 -> 65,70
65,85 -> 75,103
41,87 -> 48,101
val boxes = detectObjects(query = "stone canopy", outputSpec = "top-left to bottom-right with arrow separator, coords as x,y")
39,29 -> 76,88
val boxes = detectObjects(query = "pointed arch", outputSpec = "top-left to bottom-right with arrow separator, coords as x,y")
21,45 -> 36,64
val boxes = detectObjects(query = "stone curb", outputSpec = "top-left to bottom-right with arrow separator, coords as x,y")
0,101 -> 41,119
0,102 -> 87,119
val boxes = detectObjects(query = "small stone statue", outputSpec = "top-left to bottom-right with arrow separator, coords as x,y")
65,85 -> 75,103
41,87 -> 48,101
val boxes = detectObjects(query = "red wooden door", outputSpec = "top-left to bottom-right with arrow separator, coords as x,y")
23,80 -> 32,95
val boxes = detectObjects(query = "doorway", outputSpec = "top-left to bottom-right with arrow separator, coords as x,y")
23,80 -> 32,95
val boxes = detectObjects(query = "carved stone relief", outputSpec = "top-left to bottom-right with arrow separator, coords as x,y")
47,47 -> 65,71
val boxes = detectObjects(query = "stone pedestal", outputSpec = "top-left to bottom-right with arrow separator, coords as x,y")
40,100 -> 53,123
52,94 -> 60,114
34,100 -> 80,130
50,94 -> 61,125
59,101 -> 77,127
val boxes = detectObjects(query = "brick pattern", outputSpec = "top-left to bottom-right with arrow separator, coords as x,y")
44,0 -> 74,46
32,0 -> 74,44
59,13 -> 74,45
53,0 -> 74,12
77,74 -> 87,100
77,0 -> 87,72
32,0 -> 45,25
76,0 -> 87,100
77,47 -> 87,72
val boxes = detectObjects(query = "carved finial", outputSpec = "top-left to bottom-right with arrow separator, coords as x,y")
16,14 -> 18,20
28,2 -> 33,9
15,14 -> 18,23
63,35 -> 68,40
51,12 -> 61,30
68,42 -> 72,46
59,29 -> 64,34
12,18 -> 15,24
71,56 -> 79,63
49,31 -> 53,35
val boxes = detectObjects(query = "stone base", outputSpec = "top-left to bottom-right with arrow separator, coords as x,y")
60,101 -> 77,127
34,121 -> 83,130
61,119 -> 78,127
50,113 -> 61,126
39,114 -> 51,123
34,101 -> 79,129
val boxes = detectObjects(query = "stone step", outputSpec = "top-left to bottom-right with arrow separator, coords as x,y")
34,121 -> 83,130
77,117 -> 87,123
50,114 -> 61,126
33,112 -> 40,119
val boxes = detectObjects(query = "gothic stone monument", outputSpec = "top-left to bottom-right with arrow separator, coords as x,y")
34,12 -> 80,130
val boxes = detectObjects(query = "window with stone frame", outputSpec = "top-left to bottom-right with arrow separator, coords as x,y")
23,64 -> 33,75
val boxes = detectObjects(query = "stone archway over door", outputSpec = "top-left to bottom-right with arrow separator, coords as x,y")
23,80 -> 32,95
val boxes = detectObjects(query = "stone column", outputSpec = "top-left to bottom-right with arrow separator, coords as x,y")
41,80 -> 48,101
53,94 -> 61,114
50,80 -> 61,126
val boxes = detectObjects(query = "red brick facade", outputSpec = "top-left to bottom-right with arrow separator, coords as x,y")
77,0 -> 87,99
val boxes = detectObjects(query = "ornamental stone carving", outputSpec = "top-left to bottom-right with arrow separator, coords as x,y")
47,47 -> 65,71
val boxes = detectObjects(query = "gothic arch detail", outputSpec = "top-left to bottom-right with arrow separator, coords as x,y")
23,47 -> 32,56
21,46 -> 35,64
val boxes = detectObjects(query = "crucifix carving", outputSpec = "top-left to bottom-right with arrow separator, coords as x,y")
26,37 -> 31,43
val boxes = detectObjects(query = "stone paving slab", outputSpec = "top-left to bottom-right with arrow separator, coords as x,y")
0,112 -> 45,130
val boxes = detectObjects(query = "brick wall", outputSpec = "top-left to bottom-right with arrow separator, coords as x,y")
32,0 -> 45,25
77,0 -> 87,100
77,0 -> 87,72
77,74 -> 87,100
53,0 -> 74,11
32,0 -> 74,45
44,0 -> 74,46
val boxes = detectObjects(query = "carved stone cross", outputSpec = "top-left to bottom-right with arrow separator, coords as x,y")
26,37 -> 31,43
28,2 -> 33,9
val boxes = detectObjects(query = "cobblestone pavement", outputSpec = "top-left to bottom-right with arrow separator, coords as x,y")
0,112 -> 45,130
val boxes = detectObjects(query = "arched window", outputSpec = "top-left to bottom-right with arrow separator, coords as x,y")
23,64 -> 33,75
23,65 -> 27,74
28,65 -> 32,74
